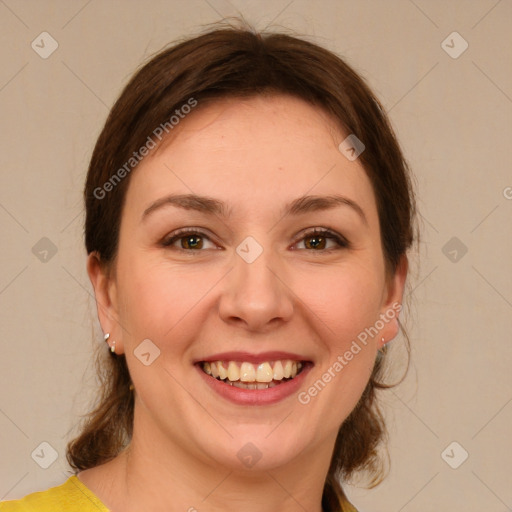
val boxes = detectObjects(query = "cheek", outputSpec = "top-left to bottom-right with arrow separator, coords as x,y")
294,262 -> 384,350
116,255 -> 218,345
115,258 -> 212,403
294,268 -> 381,418
292,262 -> 383,411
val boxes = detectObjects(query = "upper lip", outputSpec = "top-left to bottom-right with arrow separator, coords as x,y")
194,351 -> 311,364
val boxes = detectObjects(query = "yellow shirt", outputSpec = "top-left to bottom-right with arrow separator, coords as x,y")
0,476 -> 108,512
0,476 -> 358,511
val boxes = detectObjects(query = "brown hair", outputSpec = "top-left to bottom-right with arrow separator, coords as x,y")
68,21 -> 415,511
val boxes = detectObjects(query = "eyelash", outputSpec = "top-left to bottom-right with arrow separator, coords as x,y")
161,227 -> 349,252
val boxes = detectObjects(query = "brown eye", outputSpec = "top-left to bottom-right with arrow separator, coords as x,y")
295,228 -> 349,251
162,229 -> 216,251
181,234 -> 203,250
303,234 -> 327,250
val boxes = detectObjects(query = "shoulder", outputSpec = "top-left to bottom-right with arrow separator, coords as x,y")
0,476 -> 109,512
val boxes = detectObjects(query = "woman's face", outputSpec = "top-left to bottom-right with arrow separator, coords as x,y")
93,95 -> 406,472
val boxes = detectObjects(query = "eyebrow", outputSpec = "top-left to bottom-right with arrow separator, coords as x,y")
141,193 -> 367,225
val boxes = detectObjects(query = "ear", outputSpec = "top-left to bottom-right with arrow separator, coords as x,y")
377,255 -> 408,348
86,252 -> 125,355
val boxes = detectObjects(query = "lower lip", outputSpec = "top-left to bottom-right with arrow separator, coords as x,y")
196,363 -> 312,406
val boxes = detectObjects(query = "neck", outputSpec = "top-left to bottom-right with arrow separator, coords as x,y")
109,412 -> 332,512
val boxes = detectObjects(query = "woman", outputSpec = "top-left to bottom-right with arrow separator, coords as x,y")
1,22 -> 415,512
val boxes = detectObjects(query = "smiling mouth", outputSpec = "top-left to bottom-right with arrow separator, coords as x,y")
200,360 -> 307,389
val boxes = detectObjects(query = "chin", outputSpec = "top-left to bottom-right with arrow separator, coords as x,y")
201,427 -> 312,472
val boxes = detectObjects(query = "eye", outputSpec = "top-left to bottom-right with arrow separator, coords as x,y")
161,228 -> 217,251
293,228 -> 349,251
161,227 -> 349,252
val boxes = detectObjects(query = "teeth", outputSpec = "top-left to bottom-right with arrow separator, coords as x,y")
283,360 -> 293,378
233,381 -> 272,390
273,360 -> 284,380
217,362 -> 228,380
256,362 -> 273,382
240,362 -> 256,382
201,359 -> 304,385
227,361 -> 239,382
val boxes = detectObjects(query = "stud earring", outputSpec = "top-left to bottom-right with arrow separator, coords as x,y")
104,333 -> 115,353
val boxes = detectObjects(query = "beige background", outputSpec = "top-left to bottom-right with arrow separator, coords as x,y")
0,1 -> 511,510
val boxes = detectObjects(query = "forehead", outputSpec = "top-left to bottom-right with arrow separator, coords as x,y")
124,95 -> 378,224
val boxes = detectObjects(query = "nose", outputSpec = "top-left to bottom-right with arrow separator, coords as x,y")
218,248 -> 294,332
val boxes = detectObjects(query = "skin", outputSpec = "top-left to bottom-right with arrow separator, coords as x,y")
80,95 -> 407,512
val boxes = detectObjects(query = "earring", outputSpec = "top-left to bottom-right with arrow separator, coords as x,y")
104,333 -> 115,353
